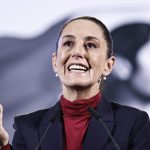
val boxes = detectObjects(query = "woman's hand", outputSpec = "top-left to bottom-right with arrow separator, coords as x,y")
0,104 -> 9,149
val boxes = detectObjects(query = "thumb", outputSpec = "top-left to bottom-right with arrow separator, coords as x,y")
0,104 -> 3,127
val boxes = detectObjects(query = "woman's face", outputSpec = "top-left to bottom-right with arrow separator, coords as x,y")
52,19 -> 115,91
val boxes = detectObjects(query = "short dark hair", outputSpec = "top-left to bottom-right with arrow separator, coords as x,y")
56,16 -> 113,58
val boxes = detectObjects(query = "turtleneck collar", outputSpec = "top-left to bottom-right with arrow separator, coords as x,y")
60,92 -> 101,117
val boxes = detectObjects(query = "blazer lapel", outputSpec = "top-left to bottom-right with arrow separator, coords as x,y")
39,102 -> 65,150
83,97 -> 115,150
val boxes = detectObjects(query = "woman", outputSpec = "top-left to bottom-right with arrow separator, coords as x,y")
0,16 -> 150,150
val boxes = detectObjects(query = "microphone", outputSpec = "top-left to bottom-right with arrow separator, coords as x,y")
88,107 -> 120,150
34,109 -> 60,150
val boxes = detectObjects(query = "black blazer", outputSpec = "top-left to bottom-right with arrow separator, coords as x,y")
12,97 -> 150,150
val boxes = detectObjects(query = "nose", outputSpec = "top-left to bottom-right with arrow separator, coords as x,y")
71,43 -> 87,59
72,52 -> 83,59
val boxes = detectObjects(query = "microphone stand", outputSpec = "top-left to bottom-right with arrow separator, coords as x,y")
34,110 -> 59,150
88,107 -> 120,150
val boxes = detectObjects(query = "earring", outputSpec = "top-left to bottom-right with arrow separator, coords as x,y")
103,76 -> 107,80
55,73 -> 58,77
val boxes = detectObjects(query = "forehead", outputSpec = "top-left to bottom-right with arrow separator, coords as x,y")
61,19 -> 104,39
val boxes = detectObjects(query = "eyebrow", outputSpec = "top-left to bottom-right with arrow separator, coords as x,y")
62,35 -> 100,42
62,35 -> 75,39
85,36 -> 100,43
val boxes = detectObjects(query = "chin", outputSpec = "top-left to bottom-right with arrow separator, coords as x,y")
67,81 -> 93,89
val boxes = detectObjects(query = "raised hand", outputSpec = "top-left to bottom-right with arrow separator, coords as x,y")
0,104 -> 9,149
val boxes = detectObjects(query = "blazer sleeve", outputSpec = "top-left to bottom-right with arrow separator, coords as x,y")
128,111 -> 150,150
11,119 -> 26,150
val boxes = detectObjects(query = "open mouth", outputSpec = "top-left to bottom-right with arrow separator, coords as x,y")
68,63 -> 89,72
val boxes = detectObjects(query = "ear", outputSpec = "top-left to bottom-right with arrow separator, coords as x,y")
103,56 -> 116,76
52,52 -> 58,73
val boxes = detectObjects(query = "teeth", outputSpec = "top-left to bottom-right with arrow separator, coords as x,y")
70,69 -> 85,72
69,64 -> 87,71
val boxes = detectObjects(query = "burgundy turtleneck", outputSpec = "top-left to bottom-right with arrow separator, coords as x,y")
60,93 -> 101,150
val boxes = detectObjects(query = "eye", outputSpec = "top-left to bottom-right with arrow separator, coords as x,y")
85,42 -> 97,49
63,41 -> 74,48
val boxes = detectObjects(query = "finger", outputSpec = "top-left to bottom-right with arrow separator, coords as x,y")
0,104 -> 3,127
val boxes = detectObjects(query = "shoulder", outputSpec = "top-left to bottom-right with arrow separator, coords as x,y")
14,109 -> 48,127
110,101 -> 149,118
108,100 -> 150,128
101,96 -> 149,119
14,103 -> 57,129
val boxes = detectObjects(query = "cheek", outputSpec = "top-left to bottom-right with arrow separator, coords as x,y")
56,50 -> 69,65
90,53 -> 106,70
56,50 -> 71,75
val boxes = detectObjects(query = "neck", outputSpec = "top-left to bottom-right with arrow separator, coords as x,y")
62,84 -> 100,102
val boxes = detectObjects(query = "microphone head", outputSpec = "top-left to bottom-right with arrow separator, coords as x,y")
50,109 -> 60,123
88,107 -> 101,120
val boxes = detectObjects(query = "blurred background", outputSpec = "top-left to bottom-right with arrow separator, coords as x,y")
0,0 -> 150,142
